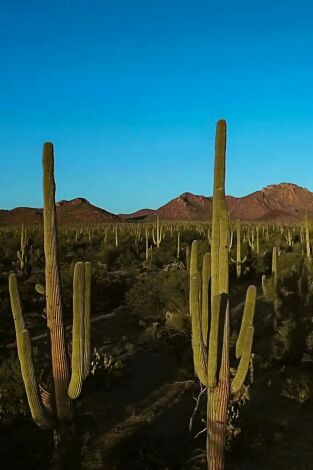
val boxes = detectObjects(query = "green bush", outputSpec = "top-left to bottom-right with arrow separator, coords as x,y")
0,355 -> 28,423
281,373 -> 312,404
271,319 -> 297,361
125,272 -> 165,319
125,270 -> 189,322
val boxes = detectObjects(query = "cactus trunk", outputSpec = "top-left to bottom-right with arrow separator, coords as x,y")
207,308 -> 230,470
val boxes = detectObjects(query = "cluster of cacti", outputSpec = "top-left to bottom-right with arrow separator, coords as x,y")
8,143 -> 92,470
190,120 -> 256,469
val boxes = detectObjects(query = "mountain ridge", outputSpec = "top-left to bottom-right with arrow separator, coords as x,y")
1,183 -> 313,226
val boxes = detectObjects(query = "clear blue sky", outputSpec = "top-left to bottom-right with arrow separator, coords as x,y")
1,0 -> 313,213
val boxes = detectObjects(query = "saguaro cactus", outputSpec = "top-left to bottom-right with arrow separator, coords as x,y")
231,221 -> 246,278
190,120 -> 256,470
152,215 -> 163,248
9,143 -> 92,470
304,215 -> 311,261
177,230 -> 181,259
17,225 -> 31,274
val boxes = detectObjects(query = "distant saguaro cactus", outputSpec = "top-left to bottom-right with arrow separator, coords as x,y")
17,224 -> 32,274
231,220 -> 247,278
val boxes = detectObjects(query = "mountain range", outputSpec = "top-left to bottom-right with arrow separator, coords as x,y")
1,183 -> 313,227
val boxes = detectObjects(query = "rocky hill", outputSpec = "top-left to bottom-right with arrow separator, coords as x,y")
1,183 -> 313,226
0,198 -> 119,227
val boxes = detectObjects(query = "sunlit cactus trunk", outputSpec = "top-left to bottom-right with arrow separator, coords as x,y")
42,143 -> 80,468
207,307 -> 230,470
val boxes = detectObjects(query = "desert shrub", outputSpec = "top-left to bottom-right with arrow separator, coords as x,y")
99,246 -> 120,269
125,270 -> 189,322
278,251 -> 303,281
162,270 -> 189,316
125,272 -> 165,319
114,249 -> 139,270
150,246 -> 175,268
281,373 -> 312,404
93,268 -> 135,312
0,352 -> 52,470
83,348 -> 125,391
250,252 -> 271,278
271,318 -> 297,361
0,355 -> 28,423
90,348 -> 123,376
305,329 -> 313,352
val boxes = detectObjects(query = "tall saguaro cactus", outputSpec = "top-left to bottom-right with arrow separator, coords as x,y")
9,143 -> 92,470
190,121 -> 256,470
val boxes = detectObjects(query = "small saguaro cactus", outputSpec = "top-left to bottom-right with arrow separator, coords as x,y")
177,230 -> 181,259
190,120 -> 256,470
152,214 -> 164,248
17,224 -> 32,274
304,215 -> 311,261
9,143 -> 92,470
231,220 -> 247,279
145,226 -> 149,262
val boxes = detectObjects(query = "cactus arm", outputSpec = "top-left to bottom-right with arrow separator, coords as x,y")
190,273 -> 207,385
9,273 -> 27,332
9,274 -> 53,429
17,250 -> 24,270
218,211 -> 229,294
19,330 -> 54,429
189,240 -> 198,314
231,326 -> 254,393
235,285 -> 256,359
190,240 -> 198,277
83,261 -> 92,379
207,294 -> 224,388
68,262 -> 85,399
201,252 -> 210,346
